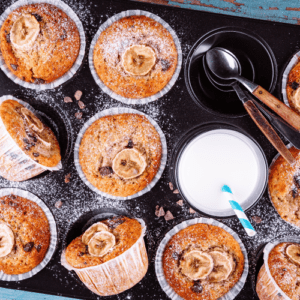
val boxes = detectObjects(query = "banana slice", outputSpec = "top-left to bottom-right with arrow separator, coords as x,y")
112,148 -> 147,180
180,250 -> 214,280
122,45 -> 156,76
82,222 -> 108,245
292,87 -> 300,110
208,250 -> 233,282
286,244 -> 300,265
21,108 -> 44,133
88,231 -> 116,257
0,223 -> 15,258
10,14 -> 40,51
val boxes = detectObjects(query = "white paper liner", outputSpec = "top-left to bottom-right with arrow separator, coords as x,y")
0,95 -> 61,181
155,217 -> 249,300
89,10 -> 182,105
0,188 -> 58,281
260,236 -> 300,300
74,107 -> 167,200
60,218 -> 147,296
282,50 -> 300,109
0,0 -> 86,91
267,143 -> 300,230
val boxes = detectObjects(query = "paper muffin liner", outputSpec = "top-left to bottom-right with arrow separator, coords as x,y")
0,188 -> 58,281
155,217 -> 249,300
61,218 -> 148,296
89,10 -> 182,105
0,0 -> 86,91
0,95 -> 62,182
282,50 -> 300,109
257,236 -> 300,300
74,107 -> 167,200
267,143 -> 300,230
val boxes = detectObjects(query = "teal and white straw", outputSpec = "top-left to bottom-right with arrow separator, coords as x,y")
221,185 -> 256,237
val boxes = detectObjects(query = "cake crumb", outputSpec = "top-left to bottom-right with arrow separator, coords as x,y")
75,112 -> 82,119
74,90 -> 83,100
64,96 -> 73,103
78,100 -> 85,109
165,210 -> 174,221
65,173 -> 71,183
169,182 -> 174,191
155,206 -> 165,217
252,216 -> 262,223
189,208 -> 196,214
173,189 -> 179,194
55,200 -> 63,209
177,200 -> 183,206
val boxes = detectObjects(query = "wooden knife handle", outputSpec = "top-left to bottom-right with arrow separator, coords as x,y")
253,86 -> 300,132
244,100 -> 295,165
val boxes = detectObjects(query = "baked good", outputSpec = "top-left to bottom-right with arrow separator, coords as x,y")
93,15 -> 177,99
162,223 -> 244,300
63,216 -> 148,296
0,3 -> 80,84
269,146 -> 300,227
287,59 -> 300,114
256,242 -> 300,300
79,113 -> 162,197
0,194 -> 50,275
0,99 -> 61,181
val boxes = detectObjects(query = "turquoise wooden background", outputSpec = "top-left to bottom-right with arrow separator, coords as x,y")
1,0 -> 300,299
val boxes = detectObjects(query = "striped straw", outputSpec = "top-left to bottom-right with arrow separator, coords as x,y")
221,185 -> 256,237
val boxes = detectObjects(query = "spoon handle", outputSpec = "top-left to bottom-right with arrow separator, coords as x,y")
244,100 -> 295,165
252,86 -> 300,132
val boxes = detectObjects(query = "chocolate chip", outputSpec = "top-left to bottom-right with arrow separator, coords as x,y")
107,216 -> 125,230
164,210 -> 174,221
6,33 -> 10,43
176,200 -> 183,206
126,139 -> 134,148
169,182 -> 174,191
33,152 -> 39,157
32,13 -> 42,22
13,245 -> 17,253
283,268 -> 287,272
155,206 -> 165,217
9,195 -> 16,200
75,112 -> 82,119
291,81 -> 300,90
78,252 -> 85,257
252,216 -> 262,223
161,59 -> 171,71
23,242 -> 34,252
25,131 -> 37,142
294,175 -> 300,189
191,281 -> 203,293
10,64 -> 17,71
74,90 -> 82,101
36,245 -> 41,252
85,245 -> 89,254
99,166 -> 113,176
34,78 -> 45,84
172,252 -> 179,260
78,101 -> 85,109
120,159 -> 127,166
64,97 -> 73,103
292,188 -> 298,199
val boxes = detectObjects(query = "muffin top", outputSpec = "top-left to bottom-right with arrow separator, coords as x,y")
268,242 -> 300,300
93,15 -> 178,99
0,100 -> 61,168
269,146 -> 300,227
0,3 -> 80,84
163,223 -> 244,300
287,59 -> 300,114
0,194 -> 50,275
65,216 -> 142,269
79,113 -> 162,197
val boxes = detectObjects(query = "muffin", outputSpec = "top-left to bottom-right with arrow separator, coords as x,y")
93,15 -> 178,99
286,59 -> 300,114
257,242 -> 300,300
0,99 -> 61,181
0,194 -> 50,275
0,3 -> 80,84
162,223 -> 245,300
79,113 -> 162,197
63,216 -> 148,296
269,146 -> 300,227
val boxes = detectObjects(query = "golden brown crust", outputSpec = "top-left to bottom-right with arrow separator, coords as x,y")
79,113 -> 162,197
93,15 -> 177,99
0,100 -> 61,168
0,194 -> 50,275
287,59 -> 300,114
269,146 -> 300,227
0,3 -> 80,84
65,216 -> 142,269
163,224 -> 244,300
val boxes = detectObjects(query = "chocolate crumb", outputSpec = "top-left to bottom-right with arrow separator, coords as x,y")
291,81 -> 300,90
173,189 -> 179,194
36,245 -> 41,252
189,208 -> 196,214
252,216 -> 262,224
75,112 -> 82,119
74,90 -> 83,100
99,166 -> 113,176
55,200 -> 63,209
78,100 -> 85,109
23,242 -> 34,252
191,281 -> 203,293
85,245 -> 89,254
64,97 -> 73,103
126,139 -> 134,148
33,152 -> 39,157
10,64 -> 18,71
177,200 -> 183,206
65,173 -> 71,183
34,78 -> 45,84
164,210 -> 174,221
32,13 -> 42,22
155,206 -> 165,217
169,182 -> 174,191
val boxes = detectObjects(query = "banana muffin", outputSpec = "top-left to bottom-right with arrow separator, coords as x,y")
0,3 -> 80,84
269,146 -> 300,227
257,242 -> 300,300
79,113 -> 162,197
0,194 -> 50,275
93,15 -> 178,99
0,99 -> 61,181
163,223 -> 245,300
287,59 -> 300,114
64,216 -> 148,296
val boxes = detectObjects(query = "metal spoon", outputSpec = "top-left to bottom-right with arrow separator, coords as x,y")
206,47 -> 300,132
